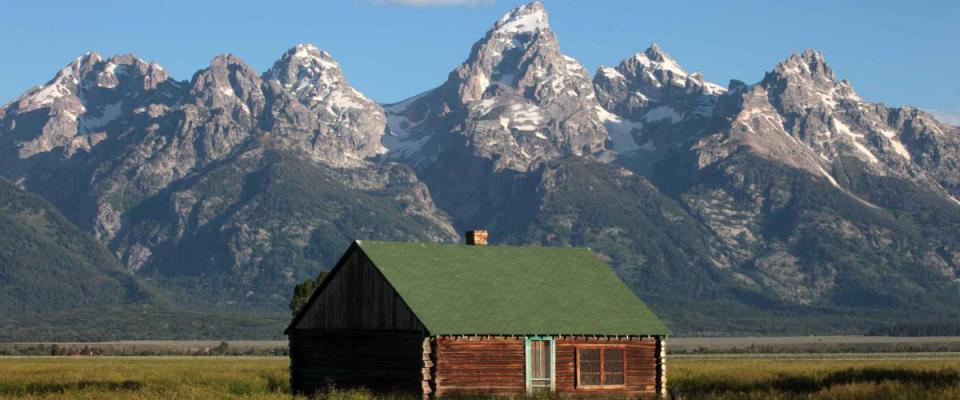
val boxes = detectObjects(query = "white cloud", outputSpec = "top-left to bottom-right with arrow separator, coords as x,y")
371,0 -> 494,6
928,107 -> 960,127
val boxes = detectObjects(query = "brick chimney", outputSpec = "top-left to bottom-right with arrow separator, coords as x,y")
465,230 -> 488,246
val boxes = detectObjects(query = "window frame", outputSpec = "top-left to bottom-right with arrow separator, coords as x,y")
575,345 -> 628,389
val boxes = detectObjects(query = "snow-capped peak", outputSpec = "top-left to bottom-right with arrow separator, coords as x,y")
266,44 -> 359,103
264,44 -> 378,122
12,52 -> 105,112
287,44 -> 339,70
631,43 -> 687,78
600,42 -> 725,95
77,52 -> 105,68
383,0 -> 607,172
644,43 -> 672,63
269,44 -> 342,81
762,49 -> 861,109
493,1 -> 549,34
772,49 -> 836,82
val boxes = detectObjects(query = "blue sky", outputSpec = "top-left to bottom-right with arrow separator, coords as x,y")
1,0 -> 957,123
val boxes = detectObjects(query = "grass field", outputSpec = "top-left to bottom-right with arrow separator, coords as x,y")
668,356 -> 960,399
0,355 -> 959,399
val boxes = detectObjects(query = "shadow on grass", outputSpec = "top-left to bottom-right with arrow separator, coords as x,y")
0,380 -> 144,395
674,367 -> 960,395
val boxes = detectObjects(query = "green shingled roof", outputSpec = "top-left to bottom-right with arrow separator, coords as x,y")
355,240 -> 670,336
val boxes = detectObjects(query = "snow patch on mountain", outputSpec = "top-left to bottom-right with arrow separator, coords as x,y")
79,101 -> 123,133
15,56 -> 89,112
832,118 -> 878,163
494,1 -> 548,33
877,127 -> 912,160
643,106 -> 683,123
599,66 -> 623,80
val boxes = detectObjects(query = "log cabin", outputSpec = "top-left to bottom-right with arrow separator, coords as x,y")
285,231 -> 670,398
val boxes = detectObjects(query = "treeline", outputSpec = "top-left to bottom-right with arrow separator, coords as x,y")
868,321 -> 960,337
672,342 -> 960,355
0,177 -> 148,317
0,341 -> 289,357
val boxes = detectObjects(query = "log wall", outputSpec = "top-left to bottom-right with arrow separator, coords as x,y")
289,330 -> 424,395
554,336 -> 659,397
430,335 -> 662,398
433,336 -> 526,397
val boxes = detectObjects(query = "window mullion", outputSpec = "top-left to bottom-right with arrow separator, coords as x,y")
599,348 -> 605,384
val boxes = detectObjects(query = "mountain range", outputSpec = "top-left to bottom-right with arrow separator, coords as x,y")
2,1 -> 958,338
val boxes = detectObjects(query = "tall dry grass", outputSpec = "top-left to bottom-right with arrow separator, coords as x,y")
0,356 -> 958,399
669,358 -> 960,399
0,357 -> 291,399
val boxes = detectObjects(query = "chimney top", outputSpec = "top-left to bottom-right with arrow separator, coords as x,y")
465,230 -> 488,246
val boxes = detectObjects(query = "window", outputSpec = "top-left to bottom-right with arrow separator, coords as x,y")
577,346 -> 626,388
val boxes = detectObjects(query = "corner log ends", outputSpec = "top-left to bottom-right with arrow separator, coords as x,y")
422,336 -> 436,399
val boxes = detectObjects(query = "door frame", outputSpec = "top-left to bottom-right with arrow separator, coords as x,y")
524,336 -> 556,393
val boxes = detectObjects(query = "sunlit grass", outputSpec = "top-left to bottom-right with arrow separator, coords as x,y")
670,358 -> 960,400
0,357 -> 292,399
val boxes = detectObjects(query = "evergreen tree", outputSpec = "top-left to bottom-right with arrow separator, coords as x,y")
289,271 -> 329,315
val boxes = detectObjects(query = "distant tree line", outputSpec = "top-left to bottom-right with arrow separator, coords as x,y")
868,321 -> 960,337
0,342 -> 289,357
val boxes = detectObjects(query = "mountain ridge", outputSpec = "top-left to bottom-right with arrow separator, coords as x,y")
1,1 -> 958,337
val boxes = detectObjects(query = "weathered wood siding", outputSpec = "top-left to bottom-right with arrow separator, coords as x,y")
555,336 -> 659,396
289,247 -> 427,395
433,336 -> 526,397
430,336 -> 663,398
294,249 -> 423,331
289,330 -> 424,395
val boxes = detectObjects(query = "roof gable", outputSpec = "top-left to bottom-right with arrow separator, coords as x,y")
290,245 -> 425,332
355,240 -> 670,336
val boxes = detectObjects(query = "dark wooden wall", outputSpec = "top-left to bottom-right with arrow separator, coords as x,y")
289,247 -> 427,395
289,330 -> 424,395
293,249 -> 424,331
433,336 -> 526,397
555,336 -> 659,397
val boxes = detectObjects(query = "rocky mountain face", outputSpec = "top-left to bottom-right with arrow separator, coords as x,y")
629,48 -> 960,322
593,44 -> 727,173
691,49 -> 960,197
263,44 -> 387,166
384,2 -> 607,173
380,1 -> 613,230
1,1 -> 959,335
0,45 -> 456,307
757,50 -> 960,200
